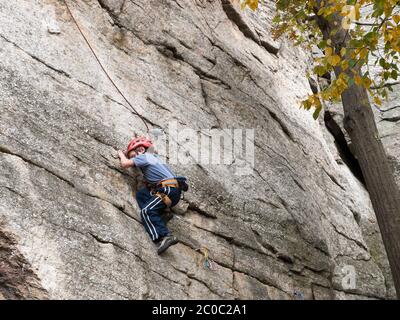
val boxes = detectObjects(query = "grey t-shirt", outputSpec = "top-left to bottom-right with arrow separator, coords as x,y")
132,153 -> 175,183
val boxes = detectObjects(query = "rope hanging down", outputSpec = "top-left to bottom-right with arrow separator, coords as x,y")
63,0 -> 150,132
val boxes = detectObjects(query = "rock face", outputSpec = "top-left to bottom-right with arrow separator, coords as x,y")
0,225 -> 48,299
374,85 -> 400,187
0,0 -> 397,299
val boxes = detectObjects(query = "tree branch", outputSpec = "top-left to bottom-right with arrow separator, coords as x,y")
354,21 -> 380,26
371,81 -> 400,90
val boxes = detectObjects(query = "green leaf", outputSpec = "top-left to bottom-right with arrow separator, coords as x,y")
276,0 -> 290,10
349,59 -> 358,68
313,107 -> 322,120
319,40 -> 327,49
384,71 -> 390,80
364,32 -> 375,42
272,15 -> 281,23
314,65 -> 327,76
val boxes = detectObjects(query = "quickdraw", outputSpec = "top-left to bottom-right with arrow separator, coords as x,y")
196,247 -> 214,270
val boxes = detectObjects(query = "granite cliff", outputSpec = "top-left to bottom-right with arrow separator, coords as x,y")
0,0 -> 398,299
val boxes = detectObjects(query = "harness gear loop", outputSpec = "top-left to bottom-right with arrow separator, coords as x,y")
155,191 -> 172,207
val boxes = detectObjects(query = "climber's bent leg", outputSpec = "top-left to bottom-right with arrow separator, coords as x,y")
135,187 -> 153,209
136,187 -> 170,242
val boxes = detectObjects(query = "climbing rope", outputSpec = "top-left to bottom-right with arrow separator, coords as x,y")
196,247 -> 214,270
63,0 -> 150,132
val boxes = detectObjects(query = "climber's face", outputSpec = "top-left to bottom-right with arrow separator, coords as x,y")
127,146 -> 145,159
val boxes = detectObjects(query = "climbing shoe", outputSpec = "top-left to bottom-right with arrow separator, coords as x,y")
157,235 -> 178,255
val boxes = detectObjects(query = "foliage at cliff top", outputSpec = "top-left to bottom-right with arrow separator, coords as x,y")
240,0 -> 400,118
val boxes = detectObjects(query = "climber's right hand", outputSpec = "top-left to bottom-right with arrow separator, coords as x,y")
118,150 -> 134,169
117,150 -> 126,160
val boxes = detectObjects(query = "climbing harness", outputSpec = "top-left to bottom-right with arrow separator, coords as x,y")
63,0 -> 150,132
154,191 -> 173,208
146,177 -> 188,206
196,247 -> 214,270
150,179 -> 180,207
160,179 -> 180,189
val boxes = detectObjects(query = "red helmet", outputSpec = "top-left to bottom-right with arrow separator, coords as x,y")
126,136 -> 153,154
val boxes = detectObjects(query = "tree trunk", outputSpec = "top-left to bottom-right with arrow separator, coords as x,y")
314,1 -> 400,299
342,82 -> 400,299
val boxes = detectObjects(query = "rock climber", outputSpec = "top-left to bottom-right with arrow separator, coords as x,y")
118,136 -> 187,255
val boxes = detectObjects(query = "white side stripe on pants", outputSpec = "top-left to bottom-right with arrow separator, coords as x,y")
141,196 -> 160,240
141,187 -> 173,241
144,195 -> 165,239
141,210 -> 156,240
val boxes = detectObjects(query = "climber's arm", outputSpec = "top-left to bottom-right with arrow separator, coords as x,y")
118,150 -> 135,168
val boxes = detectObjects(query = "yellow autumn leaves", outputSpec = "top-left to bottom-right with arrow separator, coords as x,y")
239,0 -> 260,11
325,47 -> 341,67
240,0 -> 400,116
